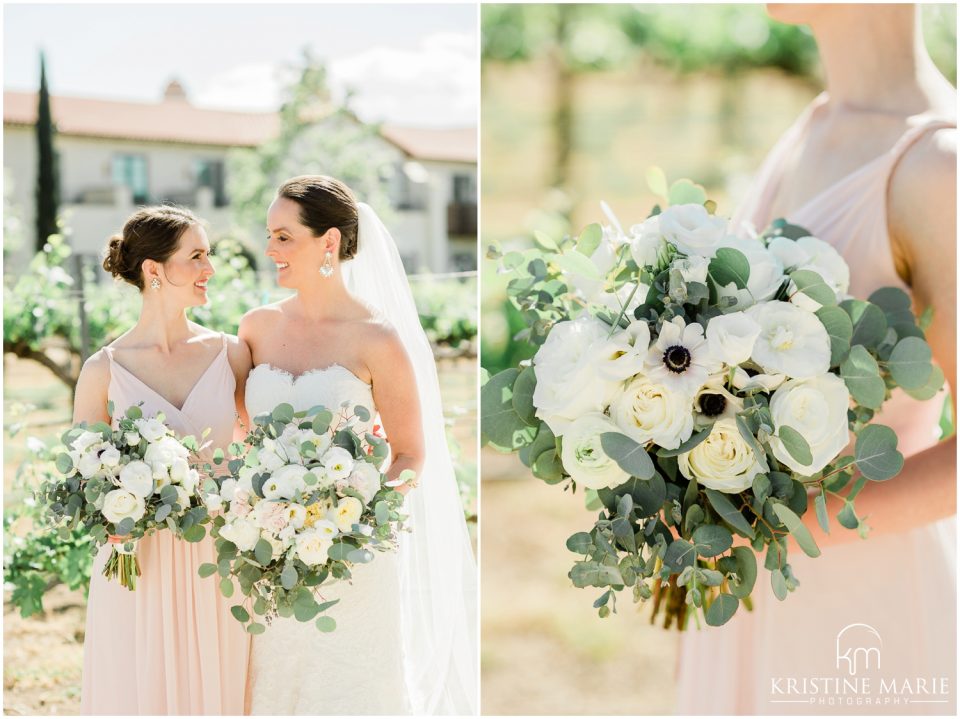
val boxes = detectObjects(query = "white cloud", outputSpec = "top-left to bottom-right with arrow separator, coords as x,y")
192,62 -> 294,112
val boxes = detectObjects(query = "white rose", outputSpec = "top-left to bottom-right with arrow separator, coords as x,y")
218,478 -> 237,502
99,444 -> 121,468
716,235 -> 785,309
313,518 -> 339,540
327,496 -> 364,533
219,517 -> 261,552
532,315 -> 622,436
658,203 -> 727,257
204,493 -> 224,514
769,236 -> 850,312
629,215 -> 666,268
169,457 -> 190,483
746,301 -> 830,379
769,373 -> 851,475
732,367 -> 787,393
611,376 -> 694,450
76,451 -> 103,479
678,418 -> 763,493
134,417 -> 168,443
124,431 -> 141,447
559,413 -> 629,490
101,489 -> 146,524
322,447 -> 355,482
347,462 -> 382,505
182,468 -> 201,495
295,529 -> 333,566
174,484 -> 192,509
118,460 -> 154,498
706,311 -> 762,366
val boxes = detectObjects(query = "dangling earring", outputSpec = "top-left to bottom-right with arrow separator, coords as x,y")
319,251 -> 334,278
150,278 -> 161,290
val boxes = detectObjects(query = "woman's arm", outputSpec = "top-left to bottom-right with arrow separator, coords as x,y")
73,350 -> 112,425
366,325 -> 425,495
799,128 -> 958,549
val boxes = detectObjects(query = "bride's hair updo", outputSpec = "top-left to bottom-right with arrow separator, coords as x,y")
102,205 -> 199,290
277,175 -> 360,260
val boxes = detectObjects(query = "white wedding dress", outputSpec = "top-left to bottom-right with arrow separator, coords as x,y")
245,363 -> 411,715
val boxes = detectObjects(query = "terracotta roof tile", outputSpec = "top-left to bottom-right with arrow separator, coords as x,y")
4,90 -> 476,163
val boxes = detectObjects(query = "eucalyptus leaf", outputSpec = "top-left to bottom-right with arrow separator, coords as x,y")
576,224 -> 602,257
198,562 -> 218,579
705,593 -> 740,627
903,365 -> 945,401
771,504 -> 820,558
886,337 -> 933,390
663,538 -> 696,572
704,489 -> 754,538
271,403 -> 295,423
554,251 -> 601,280
854,424 -> 904,481
814,492 -> 830,534
480,369 -> 537,450
790,269 -> 836,307
566,532 -> 594,555
777,426 -> 813,466
816,306 -> 853,366
231,605 -> 250,623
729,546 -> 757,599
656,425 -> 713,458
840,345 -> 886,409
511,367 -> 538,426
709,248 -> 751,290
599,433 -> 655,479
315,616 -> 337,633
254,538 -> 273,566
667,179 -> 707,206
646,166 -> 669,198
692,525 -> 733,557
771,568 -> 788,600
570,560 -> 624,588
842,299 -> 888,349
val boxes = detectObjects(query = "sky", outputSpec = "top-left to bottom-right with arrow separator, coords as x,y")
3,3 -> 478,127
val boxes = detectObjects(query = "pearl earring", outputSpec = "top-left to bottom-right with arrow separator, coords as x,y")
150,278 -> 161,290
320,251 -> 334,278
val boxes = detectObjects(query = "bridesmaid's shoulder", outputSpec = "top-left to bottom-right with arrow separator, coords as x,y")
889,125 -> 956,242
75,348 -> 112,397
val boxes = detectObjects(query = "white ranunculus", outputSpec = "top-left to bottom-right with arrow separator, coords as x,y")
144,436 -> 189,468
599,320 -> 651,382
134,418 -> 168,443
204,493 -> 224,514
312,518 -> 339,540
124,431 -> 141,447
768,236 -> 850,312
769,373 -> 851,475
732,367 -> 787,392
611,376 -> 694,450
101,489 -> 146,524
678,418 -> 763,493
218,478 -> 237,502
706,311 -> 762,366
220,517 -> 261,552
532,315 -> 622,436
99,445 -> 121,468
258,449 -> 285,473
671,255 -> 710,284
295,529 -> 333,566
629,214 -> 666,268
327,496 -> 364,533
284,503 -> 308,529
746,301 -> 830,379
71,430 -> 104,453
322,447 -> 355,482
169,456 -> 190,483
76,451 -> 103,479
119,460 -> 155,498
559,413 -> 629,490
658,203 -> 727,257
263,465 -> 304,500
347,462 -> 382,505
183,468 -> 201,495
715,235 -> 786,309
174,485 -> 192,509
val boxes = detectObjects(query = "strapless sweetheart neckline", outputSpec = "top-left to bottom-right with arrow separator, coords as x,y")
249,362 -> 371,388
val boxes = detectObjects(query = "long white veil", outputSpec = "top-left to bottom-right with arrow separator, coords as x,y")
343,202 -> 478,715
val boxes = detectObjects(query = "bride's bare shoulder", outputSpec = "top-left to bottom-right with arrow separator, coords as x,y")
239,300 -> 291,334
355,316 -> 408,359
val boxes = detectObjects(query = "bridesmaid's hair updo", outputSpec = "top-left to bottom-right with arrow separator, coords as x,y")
277,175 -> 360,260
102,205 -> 199,290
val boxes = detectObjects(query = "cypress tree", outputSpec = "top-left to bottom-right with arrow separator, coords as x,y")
35,51 -> 60,252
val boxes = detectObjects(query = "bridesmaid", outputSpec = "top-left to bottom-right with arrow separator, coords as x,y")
676,4 -> 956,715
75,206 -> 252,714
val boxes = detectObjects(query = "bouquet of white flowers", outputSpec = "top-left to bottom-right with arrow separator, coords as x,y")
483,172 -> 942,629
39,403 -> 210,589
200,402 -> 409,635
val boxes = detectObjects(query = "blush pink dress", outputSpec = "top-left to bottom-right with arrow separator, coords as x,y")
676,95 -> 957,715
80,334 -> 250,715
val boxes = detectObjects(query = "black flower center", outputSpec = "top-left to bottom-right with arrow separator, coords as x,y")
698,393 -> 727,417
663,345 -> 692,374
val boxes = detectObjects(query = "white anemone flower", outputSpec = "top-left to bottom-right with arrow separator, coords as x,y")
645,317 -> 721,395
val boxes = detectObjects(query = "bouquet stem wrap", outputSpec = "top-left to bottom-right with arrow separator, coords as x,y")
104,535 -> 141,590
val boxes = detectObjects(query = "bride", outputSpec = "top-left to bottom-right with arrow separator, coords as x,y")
238,176 -> 477,715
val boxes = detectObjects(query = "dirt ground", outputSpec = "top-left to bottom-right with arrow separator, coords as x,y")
2,353 -> 477,715
480,450 -> 680,716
